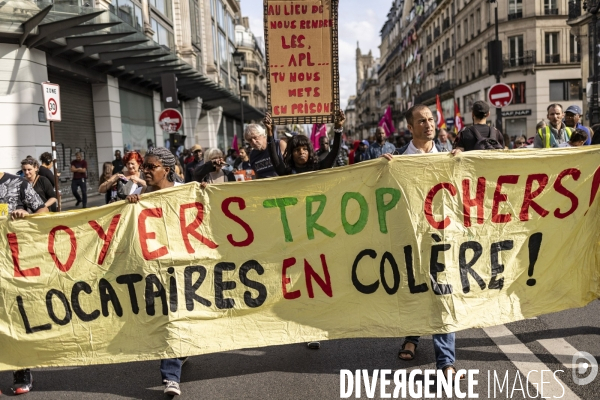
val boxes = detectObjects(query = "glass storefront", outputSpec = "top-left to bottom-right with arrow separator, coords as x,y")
119,89 -> 155,155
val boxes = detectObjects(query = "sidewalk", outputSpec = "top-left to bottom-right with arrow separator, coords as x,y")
60,193 -> 106,211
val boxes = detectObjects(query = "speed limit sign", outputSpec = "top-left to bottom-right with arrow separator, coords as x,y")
41,82 -> 61,122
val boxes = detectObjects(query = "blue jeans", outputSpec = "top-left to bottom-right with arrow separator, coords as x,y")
405,333 -> 455,370
71,178 -> 87,207
160,358 -> 182,383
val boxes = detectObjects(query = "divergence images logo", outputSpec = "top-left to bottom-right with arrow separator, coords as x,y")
572,351 -> 598,386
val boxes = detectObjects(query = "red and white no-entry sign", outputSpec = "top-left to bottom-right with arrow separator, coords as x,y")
159,108 -> 183,133
41,82 -> 61,121
488,83 -> 513,108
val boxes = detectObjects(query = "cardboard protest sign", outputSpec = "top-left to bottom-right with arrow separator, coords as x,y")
265,0 -> 340,124
1,148 -> 600,370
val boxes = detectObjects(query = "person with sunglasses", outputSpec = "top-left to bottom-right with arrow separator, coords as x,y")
513,136 -> 528,149
125,147 -> 186,396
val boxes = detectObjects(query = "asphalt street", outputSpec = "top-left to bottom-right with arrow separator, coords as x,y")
1,301 -> 599,399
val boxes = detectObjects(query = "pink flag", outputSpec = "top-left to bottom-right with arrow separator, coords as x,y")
232,134 -> 239,151
378,105 -> 395,137
311,123 -> 327,150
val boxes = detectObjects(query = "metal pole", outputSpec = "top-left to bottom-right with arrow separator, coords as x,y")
50,121 -> 61,212
494,5 -> 503,133
238,67 -> 245,144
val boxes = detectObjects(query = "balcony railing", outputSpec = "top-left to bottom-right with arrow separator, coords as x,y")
508,11 -> 523,20
427,62 -> 433,72
443,49 -> 450,62
434,55 -> 441,67
443,18 -> 450,31
545,53 -> 560,64
434,27 -> 440,38
502,50 -> 536,68
241,83 -> 251,91
427,35 -> 432,45
568,0 -> 581,20
544,8 -> 559,15
570,53 -> 581,62
414,80 -> 456,104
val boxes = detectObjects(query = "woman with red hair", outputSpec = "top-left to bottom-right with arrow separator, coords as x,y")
99,150 -> 147,202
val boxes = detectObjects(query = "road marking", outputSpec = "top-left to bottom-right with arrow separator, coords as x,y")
538,338 -> 579,369
483,325 -> 580,399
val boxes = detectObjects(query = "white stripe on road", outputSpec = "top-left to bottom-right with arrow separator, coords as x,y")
538,338 -> 580,369
483,325 -> 580,399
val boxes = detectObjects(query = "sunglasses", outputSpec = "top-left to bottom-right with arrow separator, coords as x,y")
142,163 -> 162,170
515,141 -> 524,145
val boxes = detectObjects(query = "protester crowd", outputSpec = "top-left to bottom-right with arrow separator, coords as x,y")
0,99 -> 597,396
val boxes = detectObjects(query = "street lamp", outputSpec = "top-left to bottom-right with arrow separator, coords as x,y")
232,48 -> 246,137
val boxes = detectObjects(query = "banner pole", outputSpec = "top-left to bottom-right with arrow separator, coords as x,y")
50,121 -> 61,212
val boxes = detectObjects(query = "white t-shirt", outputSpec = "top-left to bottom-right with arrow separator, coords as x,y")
558,142 -> 572,148
404,141 -> 439,155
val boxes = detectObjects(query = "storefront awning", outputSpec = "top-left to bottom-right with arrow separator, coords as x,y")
0,0 -> 264,121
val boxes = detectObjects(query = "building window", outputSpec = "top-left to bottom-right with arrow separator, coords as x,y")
570,34 -> 580,62
544,0 -> 557,15
216,0 -> 224,28
190,0 -> 201,48
549,79 -> 582,101
509,82 -> 526,104
212,23 -> 218,63
150,0 -> 171,19
463,91 -> 479,112
545,32 -> 559,63
151,18 -> 174,50
508,0 -> 522,17
219,32 -> 228,71
457,24 -> 461,45
228,13 -> 235,40
119,89 -> 155,154
463,20 -> 468,41
476,8 -> 480,32
111,0 -> 143,31
508,35 -> 524,66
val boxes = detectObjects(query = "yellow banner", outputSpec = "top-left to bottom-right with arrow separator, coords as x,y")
1,148 -> 600,370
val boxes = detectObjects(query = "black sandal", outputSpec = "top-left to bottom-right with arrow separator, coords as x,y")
398,340 -> 417,361
442,365 -> 466,380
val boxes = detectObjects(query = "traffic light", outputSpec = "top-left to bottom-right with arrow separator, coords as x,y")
488,40 -> 503,76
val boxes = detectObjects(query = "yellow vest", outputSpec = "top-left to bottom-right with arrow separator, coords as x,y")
537,126 -> 572,148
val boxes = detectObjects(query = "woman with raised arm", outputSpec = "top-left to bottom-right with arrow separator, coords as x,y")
265,110 -> 345,176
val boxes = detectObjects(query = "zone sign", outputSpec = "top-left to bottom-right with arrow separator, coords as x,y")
41,82 -> 61,122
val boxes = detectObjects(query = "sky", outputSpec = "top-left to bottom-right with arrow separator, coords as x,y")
241,0 -> 392,109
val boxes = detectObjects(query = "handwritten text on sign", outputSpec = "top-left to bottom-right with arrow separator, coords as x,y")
266,0 -> 334,121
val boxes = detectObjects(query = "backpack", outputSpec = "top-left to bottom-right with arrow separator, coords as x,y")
470,126 -> 504,150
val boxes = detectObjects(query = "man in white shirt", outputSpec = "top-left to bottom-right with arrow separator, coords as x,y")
381,104 -> 463,380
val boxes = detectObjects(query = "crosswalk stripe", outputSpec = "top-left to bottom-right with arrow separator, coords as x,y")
483,325 -> 580,400
538,338 -> 580,369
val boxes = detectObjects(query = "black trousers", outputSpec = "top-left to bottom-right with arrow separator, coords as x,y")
71,178 -> 87,207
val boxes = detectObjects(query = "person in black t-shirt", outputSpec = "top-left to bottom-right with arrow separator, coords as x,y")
21,157 -> 57,212
112,150 -> 124,175
454,100 -> 504,152
38,152 -> 56,188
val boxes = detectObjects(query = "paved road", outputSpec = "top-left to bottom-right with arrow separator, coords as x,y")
1,301 -> 598,399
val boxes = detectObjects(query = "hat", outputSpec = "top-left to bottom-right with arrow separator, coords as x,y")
284,131 -> 298,138
361,140 -> 369,146
190,144 -> 202,153
565,105 -> 582,115
472,100 -> 490,115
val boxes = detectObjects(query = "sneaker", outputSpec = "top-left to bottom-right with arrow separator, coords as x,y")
75,200 -> 81,206
164,380 -> 181,396
12,369 -> 33,395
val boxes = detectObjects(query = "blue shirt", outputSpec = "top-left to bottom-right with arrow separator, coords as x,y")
367,141 -> 396,159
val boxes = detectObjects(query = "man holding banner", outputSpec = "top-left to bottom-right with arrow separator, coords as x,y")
385,104 -> 464,380
367,127 -> 396,160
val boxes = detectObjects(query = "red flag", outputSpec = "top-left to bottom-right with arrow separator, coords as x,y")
454,100 -> 464,133
231,134 -> 239,151
436,95 -> 447,130
378,105 -> 395,137
311,124 -> 327,150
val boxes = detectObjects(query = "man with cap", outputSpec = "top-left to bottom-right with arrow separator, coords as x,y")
454,100 -> 504,152
564,105 -> 591,145
354,140 -> 369,163
535,104 -> 573,148
185,144 -> 204,183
